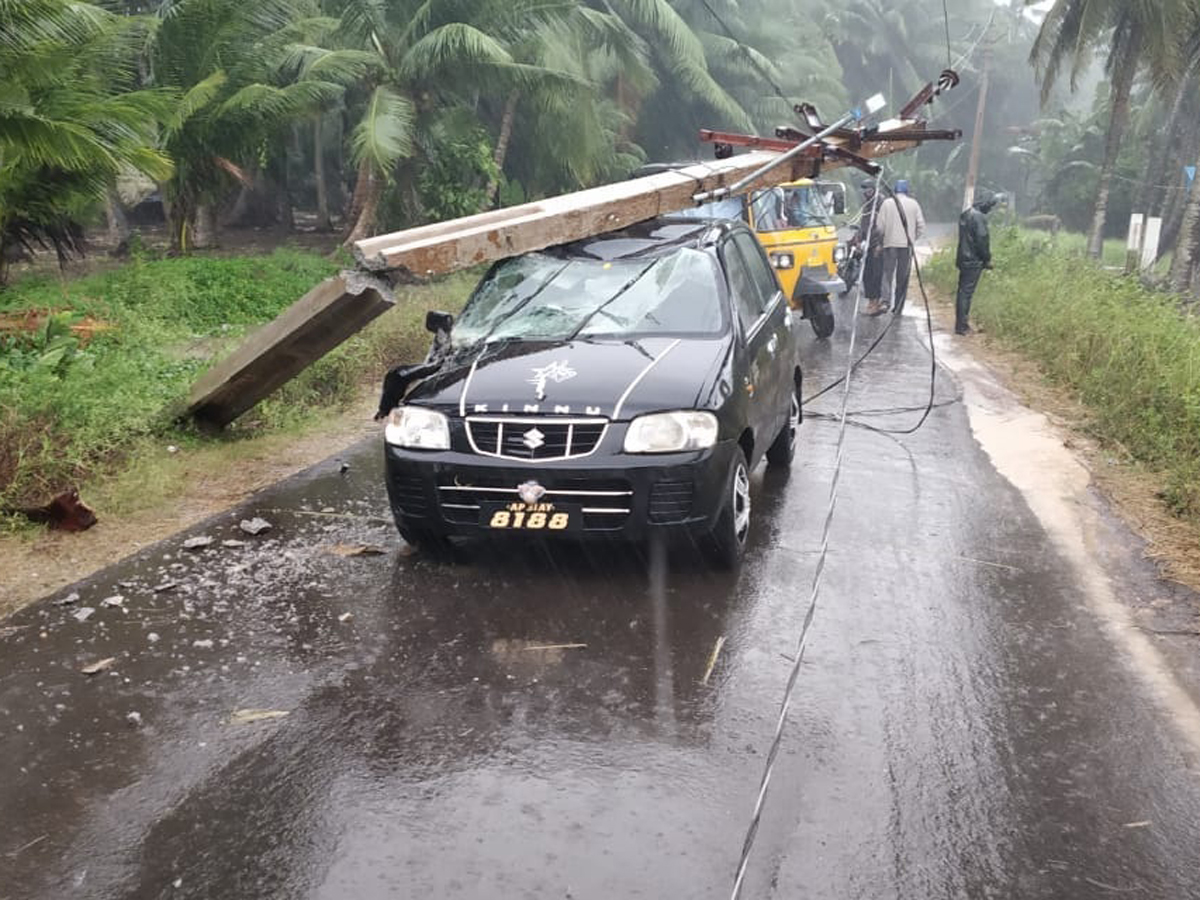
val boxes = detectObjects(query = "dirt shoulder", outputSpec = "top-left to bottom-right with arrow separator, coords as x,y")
0,396 -> 378,619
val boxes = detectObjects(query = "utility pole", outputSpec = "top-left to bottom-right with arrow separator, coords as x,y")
963,48 -> 992,211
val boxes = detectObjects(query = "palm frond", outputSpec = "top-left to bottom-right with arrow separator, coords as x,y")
350,84 -> 414,175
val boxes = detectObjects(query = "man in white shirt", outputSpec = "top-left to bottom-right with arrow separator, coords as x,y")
872,180 -> 925,315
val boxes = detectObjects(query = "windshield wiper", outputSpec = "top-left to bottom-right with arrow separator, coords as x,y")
566,259 -> 658,341
466,260 -> 574,348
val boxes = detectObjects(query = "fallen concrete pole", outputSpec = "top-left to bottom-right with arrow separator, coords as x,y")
187,272 -> 393,427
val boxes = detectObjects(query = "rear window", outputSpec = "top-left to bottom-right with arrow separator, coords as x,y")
453,249 -> 726,346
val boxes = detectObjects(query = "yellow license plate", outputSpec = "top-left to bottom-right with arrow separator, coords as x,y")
484,502 -> 571,531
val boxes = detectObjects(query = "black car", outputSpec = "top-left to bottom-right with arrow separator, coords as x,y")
381,216 -> 801,567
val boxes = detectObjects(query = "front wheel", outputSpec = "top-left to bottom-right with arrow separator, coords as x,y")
703,448 -> 751,569
805,295 -> 835,339
395,520 -> 453,559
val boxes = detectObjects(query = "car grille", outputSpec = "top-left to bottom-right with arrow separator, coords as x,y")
465,416 -> 608,462
648,479 -> 694,523
437,474 -> 632,530
390,473 -> 429,516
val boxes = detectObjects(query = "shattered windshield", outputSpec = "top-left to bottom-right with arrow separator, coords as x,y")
750,185 -> 833,231
453,249 -> 725,346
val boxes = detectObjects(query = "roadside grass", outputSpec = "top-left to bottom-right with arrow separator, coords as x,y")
927,228 -> 1200,526
0,247 -> 474,517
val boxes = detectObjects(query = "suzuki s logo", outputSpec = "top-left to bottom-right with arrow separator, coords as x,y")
522,428 -> 545,450
518,480 -> 547,503
528,359 -> 576,400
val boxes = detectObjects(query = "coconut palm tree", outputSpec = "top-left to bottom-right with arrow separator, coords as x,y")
1030,0 -> 1189,258
0,0 -> 172,281
145,0 -> 344,251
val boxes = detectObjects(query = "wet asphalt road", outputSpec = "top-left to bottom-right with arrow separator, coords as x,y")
5,303 -> 1200,899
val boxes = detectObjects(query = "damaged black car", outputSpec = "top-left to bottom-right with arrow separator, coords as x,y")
379,216 -> 802,567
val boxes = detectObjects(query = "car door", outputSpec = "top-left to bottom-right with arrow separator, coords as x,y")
721,235 -> 777,462
729,231 -> 791,445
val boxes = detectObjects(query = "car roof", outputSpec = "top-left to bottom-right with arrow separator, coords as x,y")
552,216 -> 743,262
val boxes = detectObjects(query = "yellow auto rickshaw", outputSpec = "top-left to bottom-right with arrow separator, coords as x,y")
745,179 -> 845,338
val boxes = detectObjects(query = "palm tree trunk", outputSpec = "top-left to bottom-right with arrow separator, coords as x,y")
1147,62 -> 1199,218
343,163 -> 381,246
1086,24 -> 1142,258
314,115 -> 331,231
1169,145 -> 1200,293
104,190 -> 130,247
192,203 -> 217,249
486,90 -> 520,207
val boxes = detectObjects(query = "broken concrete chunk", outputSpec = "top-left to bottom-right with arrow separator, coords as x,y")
192,639 -> 214,650
221,539 -> 248,548
54,592 -> 81,606
229,708 -> 289,725
152,581 -> 178,593
328,543 -> 387,558
238,517 -> 272,536
100,595 -> 126,608
126,711 -> 143,727
182,536 -> 213,551
73,607 -> 96,623
147,632 -> 161,644
81,657 -> 117,675
338,612 -> 354,623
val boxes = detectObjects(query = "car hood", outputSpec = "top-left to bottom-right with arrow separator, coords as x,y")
408,337 -> 731,420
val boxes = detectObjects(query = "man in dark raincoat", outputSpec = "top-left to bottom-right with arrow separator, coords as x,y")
954,191 -> 1002,335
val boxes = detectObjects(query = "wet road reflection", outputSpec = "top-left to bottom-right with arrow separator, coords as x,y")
3,311 -> 1200,899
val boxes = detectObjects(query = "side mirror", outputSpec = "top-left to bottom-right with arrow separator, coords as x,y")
425,310 -> 454,334
831,193 -> 846,215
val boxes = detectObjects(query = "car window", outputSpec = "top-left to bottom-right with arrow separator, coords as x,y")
724,240 -> 767,335
750,185 -> 833,232
669,197 -> 745,221
733,233 -> 782,307
452,248 -> 725,346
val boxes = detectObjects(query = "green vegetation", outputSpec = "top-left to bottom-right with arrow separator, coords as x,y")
928,231 -> 1200,523
0,249 -> 473,509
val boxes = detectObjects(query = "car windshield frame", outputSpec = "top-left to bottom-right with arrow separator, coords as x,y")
451,247 -> 729,348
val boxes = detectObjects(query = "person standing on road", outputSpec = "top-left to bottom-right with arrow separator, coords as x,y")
855,180 -> 886,316
954,191 -> 1001,335
875,180 -> 925,315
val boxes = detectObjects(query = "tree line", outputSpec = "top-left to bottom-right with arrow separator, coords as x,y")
2,0 -> 1017,282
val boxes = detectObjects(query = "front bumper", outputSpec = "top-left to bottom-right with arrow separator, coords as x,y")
384,440 -> 736,541
793,265 -> 845,298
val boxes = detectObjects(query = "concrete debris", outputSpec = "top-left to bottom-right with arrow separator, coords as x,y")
81,657 -> 117,676
192,639 -> 214,650
100,595 -> 126,608
222,539 -> 248,548
147,632 -> 161,644
183,536 -> 214,551
54,592 -> 81,606
239,517 -> 272,536
328,543 -> 387,558
125,711 -> 143,727
338,612 -> 354,623
153,581 -> 179,593
73,607 -> 96,623
229,708 -> 289,725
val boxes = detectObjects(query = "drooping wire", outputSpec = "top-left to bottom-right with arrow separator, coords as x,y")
694,0 -> 792,110
727,170 -> 884,900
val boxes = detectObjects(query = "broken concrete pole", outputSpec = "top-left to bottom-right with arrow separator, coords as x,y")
352,151 -> 809,277
186,272 -> 394,427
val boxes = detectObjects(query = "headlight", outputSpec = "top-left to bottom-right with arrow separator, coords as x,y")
769,252 -> 794,270
624,411 -> 719,453
833,245 -> 847,262
384,406 -> 450,450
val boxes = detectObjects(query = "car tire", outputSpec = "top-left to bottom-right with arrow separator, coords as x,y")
806,295 -> 835,339
766,384 -> 800,469
704,448 -> 751,569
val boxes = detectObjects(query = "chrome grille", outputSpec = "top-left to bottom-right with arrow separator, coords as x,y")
437,475 -> 631,529
465,416 -> 608,462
